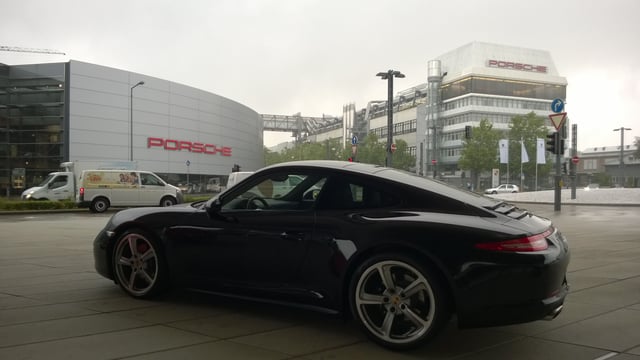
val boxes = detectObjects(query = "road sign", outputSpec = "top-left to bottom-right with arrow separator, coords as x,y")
351,135 -> 358,145
571,156 -> 579,164
431,159 -> 437,165
548,112 -> 567,131
551,98 -> 565,113
186,160 -> 190,166
390,143 -> 397,153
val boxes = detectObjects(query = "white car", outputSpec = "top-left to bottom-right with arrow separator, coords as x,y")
485,184 -> 519,194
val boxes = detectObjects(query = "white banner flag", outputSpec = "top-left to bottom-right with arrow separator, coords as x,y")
521,141 -> 529,163
536,138 -> 546,164
499,139 -> 509,164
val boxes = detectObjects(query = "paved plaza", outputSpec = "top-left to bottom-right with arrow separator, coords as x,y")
490,187 -> 640,206
0,197 -> 639,359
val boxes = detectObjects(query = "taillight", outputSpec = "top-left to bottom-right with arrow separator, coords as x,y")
475,229 -> 552,252
79,187 -> 85,196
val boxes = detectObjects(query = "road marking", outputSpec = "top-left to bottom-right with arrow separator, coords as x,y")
594,352 -> 618,360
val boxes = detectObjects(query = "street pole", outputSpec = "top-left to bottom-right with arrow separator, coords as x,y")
130,81 -> 145,161
571,124 -> 577,200
554,132 -> 562,211
613,127 -> 632,187
376,70 -> 404,168
386,74 -> 393,167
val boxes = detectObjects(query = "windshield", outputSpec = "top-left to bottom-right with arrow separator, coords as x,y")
37,174 -> 55,187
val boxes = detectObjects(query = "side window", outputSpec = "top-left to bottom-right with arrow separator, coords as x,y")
140,173 -> 162,186
317,176 -> 400,210
50,175 -> 68,189
221,171 -> 327,211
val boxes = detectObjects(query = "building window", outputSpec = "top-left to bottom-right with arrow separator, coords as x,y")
583,159 -> 597,170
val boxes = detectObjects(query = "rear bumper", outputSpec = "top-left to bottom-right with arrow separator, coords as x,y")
455,231 -> 570,328
458,277 -> 569,328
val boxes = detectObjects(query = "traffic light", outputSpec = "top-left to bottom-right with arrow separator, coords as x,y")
545,132 -> 558,154
546,132 -> 566,155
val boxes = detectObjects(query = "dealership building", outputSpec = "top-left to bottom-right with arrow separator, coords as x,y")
2,41 -> 568,193
0,60 -> 263,193
308,42 -> 568,180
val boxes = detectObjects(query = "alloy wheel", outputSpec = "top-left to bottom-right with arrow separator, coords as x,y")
353,259 -> 437,347
114,232 -> 160,297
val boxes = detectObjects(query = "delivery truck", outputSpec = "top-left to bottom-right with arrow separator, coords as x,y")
21,161 -> 183,213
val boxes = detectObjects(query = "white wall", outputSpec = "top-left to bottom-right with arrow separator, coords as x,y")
67,61 -> 263,176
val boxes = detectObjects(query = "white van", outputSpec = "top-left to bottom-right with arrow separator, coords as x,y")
226,171 -> 254,189
78,170 -> 183,213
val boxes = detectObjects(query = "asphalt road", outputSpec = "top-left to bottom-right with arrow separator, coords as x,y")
1,205 -> 639,359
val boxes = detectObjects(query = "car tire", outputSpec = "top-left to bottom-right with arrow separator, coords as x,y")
492,191 -> 497,194
159,196 -> 176,207
90,197 -> 110,213
349,253 -> 450,350
112,228 -> 168,298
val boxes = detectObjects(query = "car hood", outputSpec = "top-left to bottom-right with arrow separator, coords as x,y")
21,186 -> 43,196
108,204 -> 201,228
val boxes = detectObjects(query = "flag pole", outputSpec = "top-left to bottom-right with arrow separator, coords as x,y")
535,163 -> 538,192
520,138 -> 523,190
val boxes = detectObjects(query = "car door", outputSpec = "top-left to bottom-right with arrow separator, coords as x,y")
185,170 -> 326,299
138,172 -> 165,205
109,171 -> 140,206
48,175 -> 73,200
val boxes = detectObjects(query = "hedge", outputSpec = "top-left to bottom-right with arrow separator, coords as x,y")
0,195 -> 211,212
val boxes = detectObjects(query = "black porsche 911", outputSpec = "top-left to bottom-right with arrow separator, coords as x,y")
93,160 -> 569,350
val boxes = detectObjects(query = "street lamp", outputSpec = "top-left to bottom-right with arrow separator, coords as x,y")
130,81 -> 145,161
376,70 -> 404,167
613,126 -> 632,187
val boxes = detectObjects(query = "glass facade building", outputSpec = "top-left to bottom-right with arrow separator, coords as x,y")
0,63 -> 67,194
0,61 -> 263,196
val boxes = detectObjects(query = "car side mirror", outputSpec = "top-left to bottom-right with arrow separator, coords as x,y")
205,197 -> 235,222
205,197 -> 222,214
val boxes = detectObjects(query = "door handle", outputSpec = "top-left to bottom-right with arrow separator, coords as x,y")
280,231 -> 304,242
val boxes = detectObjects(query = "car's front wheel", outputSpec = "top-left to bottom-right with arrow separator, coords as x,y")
112,228 -> 168,298
350,253 -> 449,350
159,196 -> 177,207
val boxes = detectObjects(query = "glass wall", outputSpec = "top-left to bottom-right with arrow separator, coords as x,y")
441,76 -> 566,101
0,63 -> 66,196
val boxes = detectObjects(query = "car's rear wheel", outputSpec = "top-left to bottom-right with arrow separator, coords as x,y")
112,228 -> 168,298
350,253 -> 449,350
90,197 -> 110,213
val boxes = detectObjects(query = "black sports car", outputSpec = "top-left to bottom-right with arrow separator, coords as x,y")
93,160 -> 569,350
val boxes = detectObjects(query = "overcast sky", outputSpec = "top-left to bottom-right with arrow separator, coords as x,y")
2,0 -> 639,150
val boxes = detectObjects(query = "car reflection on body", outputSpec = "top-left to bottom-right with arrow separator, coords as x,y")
93,160 -> 569,350
484,183 -> 520,194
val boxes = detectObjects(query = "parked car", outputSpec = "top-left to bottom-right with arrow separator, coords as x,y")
93,160 -> 569,350
484,183 -> 520,194
584,183 -> 600,190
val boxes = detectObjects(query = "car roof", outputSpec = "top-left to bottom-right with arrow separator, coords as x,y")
260,160 -> 500,209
